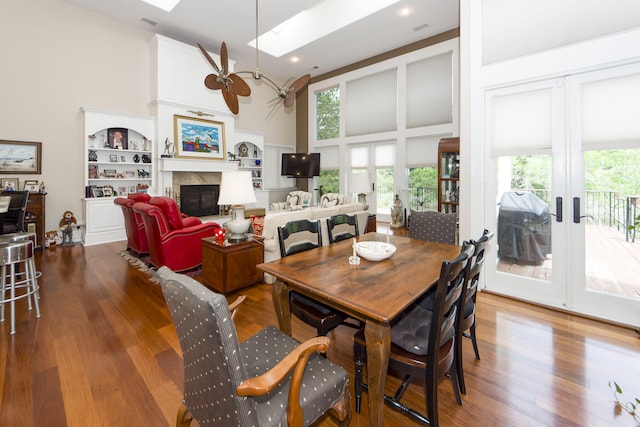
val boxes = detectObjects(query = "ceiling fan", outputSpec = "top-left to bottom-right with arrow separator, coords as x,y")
197,0 -> 310,115
197,42 -> 251,115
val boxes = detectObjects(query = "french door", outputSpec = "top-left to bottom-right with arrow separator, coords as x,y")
484,64 -> 640,326
350,142 -> 396,223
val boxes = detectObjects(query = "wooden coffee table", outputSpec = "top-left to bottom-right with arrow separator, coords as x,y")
201,236 -> 264,294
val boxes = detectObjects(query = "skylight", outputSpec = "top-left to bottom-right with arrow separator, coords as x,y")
249,0 -> 400,58
140,0 -> 181,12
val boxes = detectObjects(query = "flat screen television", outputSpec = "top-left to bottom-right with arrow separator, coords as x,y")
281,153 -> 320,178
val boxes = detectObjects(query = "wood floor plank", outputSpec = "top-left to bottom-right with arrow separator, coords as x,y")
53,334 -> 102,427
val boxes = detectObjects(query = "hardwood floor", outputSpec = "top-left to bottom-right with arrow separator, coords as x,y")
1,234 -> 639,426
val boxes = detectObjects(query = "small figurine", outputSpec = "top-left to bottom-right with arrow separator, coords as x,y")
59,210 -> 77,246
162,138 -> 175,158
214,227 -> 226,242
44,230 -> 62,248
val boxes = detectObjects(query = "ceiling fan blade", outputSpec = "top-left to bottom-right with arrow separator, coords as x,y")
204,74 -> 223,90
220,41 -> 229,74
228,74 -> 251,97
283,93 -> 296,108
282,74 -> 310,107
197,43 -> 220,73
289,74 -> 311,93
222,88 -> 240,115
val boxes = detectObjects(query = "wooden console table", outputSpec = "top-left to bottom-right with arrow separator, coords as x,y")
201,236 -> 264,294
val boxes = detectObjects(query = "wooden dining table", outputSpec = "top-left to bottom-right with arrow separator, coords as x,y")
257,232 -> 461,427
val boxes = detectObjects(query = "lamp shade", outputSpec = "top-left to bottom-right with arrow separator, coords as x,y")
350,173 -> 370,194
218,171 -> 257,205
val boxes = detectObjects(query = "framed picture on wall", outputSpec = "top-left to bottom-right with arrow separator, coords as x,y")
0,140 -> 42,174
108,128 -> 128,150
173,115 -> 226,160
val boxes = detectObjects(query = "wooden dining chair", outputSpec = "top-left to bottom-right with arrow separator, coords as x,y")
156,266 -> 351,427
353,242 -> 474,427
327,214 -> 359,243
455,229 -> 494,394
278,219 -> 350,336
409,210 -> 457,245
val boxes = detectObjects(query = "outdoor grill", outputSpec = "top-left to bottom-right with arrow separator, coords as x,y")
497,191 -> 552,263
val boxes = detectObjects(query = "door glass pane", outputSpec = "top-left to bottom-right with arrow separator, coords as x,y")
376,168 -> 394,216
496,154 -> 553,282
584,148 -> 640,300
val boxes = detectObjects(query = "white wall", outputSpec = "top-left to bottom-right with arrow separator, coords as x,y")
0,0 -> 296,234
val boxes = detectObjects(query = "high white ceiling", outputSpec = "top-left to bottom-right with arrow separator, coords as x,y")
61,0 -> 459,83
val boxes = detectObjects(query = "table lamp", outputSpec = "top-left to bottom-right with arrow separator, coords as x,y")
350,173 -> 371,209
218,171 -> 257,242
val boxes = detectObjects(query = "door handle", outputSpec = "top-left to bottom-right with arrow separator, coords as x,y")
551,197 -> 563,222
573,197 -> 594,223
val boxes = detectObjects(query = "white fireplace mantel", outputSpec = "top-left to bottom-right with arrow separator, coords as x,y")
159,158 -> 239,173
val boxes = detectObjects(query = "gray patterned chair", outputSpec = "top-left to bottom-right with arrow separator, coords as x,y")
155,266 -> 351,427
409,210 -> 457,244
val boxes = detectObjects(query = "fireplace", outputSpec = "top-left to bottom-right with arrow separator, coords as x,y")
180,185 -> 220,217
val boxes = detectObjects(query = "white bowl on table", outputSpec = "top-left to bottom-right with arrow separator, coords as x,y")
354,241 -> 396,261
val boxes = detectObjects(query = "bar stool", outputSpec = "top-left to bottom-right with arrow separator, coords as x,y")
0,231 -> 42,281
0,240 -> 40,334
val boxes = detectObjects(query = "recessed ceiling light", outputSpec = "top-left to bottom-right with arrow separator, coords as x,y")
290,57 -> 300,63
249,0 -> 400,58
400,7 -> 412,16
140,0 -> 180,12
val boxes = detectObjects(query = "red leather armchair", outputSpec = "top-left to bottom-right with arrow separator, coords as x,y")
114,193 -> 151,256
132,197 -> 221,272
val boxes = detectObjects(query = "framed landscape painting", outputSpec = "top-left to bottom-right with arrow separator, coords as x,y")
0,140 -> 42,174
173,115 -> 226,160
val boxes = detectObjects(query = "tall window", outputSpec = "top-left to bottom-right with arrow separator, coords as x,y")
316,87 -> 340,140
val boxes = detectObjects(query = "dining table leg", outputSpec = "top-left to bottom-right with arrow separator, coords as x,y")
272,279 -> 292,335
364,319 -> 391,427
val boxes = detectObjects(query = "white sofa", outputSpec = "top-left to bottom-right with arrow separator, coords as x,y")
261,204 -> 369,284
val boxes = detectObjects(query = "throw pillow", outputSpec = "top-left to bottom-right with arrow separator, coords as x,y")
250,215 -> 264,236
322,198 -> 339,208
286,194 -> 299,207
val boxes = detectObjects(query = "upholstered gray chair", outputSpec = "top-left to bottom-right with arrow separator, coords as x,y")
409,210 -> 457,244
155,266 -> 351,427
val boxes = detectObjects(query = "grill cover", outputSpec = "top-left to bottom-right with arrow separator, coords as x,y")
497,191 -> 551,263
